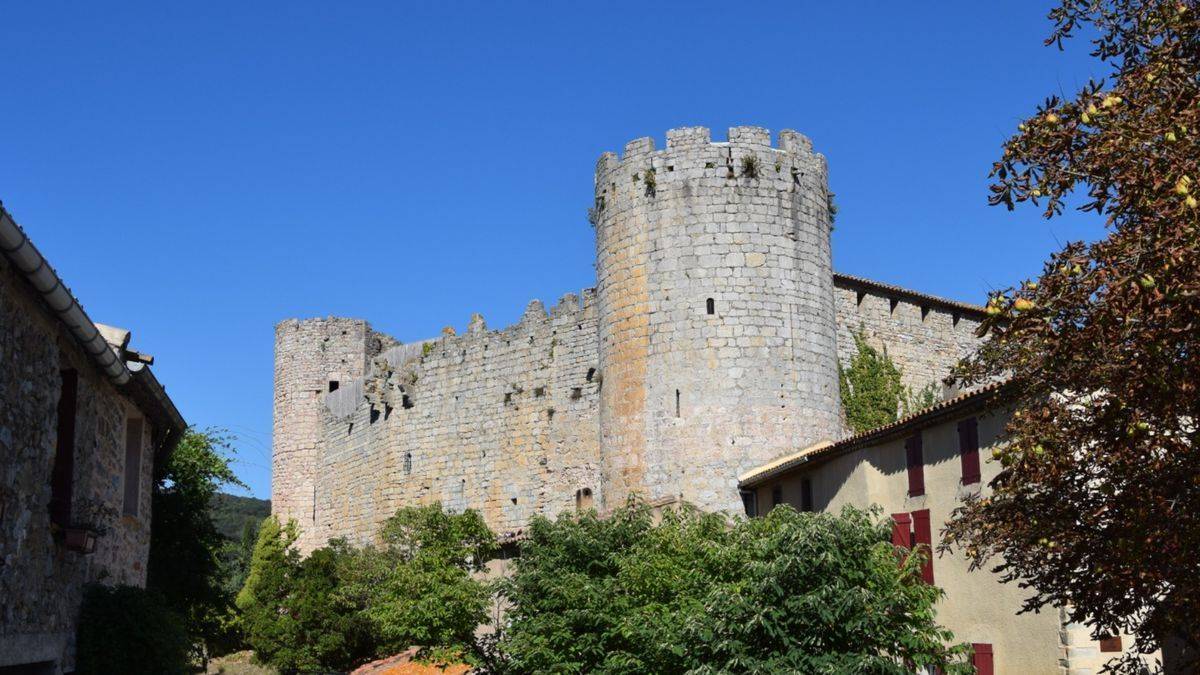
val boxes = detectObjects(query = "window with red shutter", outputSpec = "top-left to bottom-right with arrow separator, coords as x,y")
1099,635 -> 1122,652
971,643 -> 994,675
913,509 -> 934,584
905,433 -> 925,496
891,513 -> 913,549
959,417 -> 981,485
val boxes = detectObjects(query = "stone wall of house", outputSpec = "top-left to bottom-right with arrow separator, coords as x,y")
0,255 -> 159,672
306,292 -> 600,549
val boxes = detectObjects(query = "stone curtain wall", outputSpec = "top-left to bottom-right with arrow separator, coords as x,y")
593,127 -> 842,514
305,292 -> 601,549
272,318 -> 396,551
832,280 -> 985,396
0,256 -> 159,671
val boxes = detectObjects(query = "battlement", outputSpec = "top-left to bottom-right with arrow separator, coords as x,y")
595,126 -> 823,196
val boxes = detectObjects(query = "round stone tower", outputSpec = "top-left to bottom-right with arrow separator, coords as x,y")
273,317 -> 387,551
593,125 -> 842,514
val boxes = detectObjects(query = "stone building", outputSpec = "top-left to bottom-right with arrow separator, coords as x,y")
0,204 -> 186,674
273,125 -> 985,552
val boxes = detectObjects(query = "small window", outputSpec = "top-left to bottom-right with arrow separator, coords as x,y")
771,485 -> 783,507
958,417 -> 981,485
913,509 -> 934,584
570,387 -> 582,400
586,367 -> 596,382
328,380 -> 339,392
740,490 -> 758,518
675,389 -> 681,417
800,477 -> 814,512
575,488 -> 594,511
1099,635 -> 1122,652
906,433 -> 925,497
706,298 -> 715,315
404,452 -> 413,475
122,418 -> 144,517
50,369 -> 79,528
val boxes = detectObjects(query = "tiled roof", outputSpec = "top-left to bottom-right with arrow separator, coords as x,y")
739,379 -> 1014,488
833,272 -> 989,318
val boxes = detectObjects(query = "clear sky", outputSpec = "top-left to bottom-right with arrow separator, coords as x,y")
0,2 -> 1103,499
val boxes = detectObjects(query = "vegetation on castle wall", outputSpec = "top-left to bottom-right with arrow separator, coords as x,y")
944,0 -> 1200,669
839,329 -> 939,433
497,502 -> 971,674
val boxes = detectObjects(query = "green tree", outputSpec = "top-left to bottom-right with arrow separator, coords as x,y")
943,1 -> 1200,669
237,505 -> 495,671
338,505 -> 497,662
147,427 -> 245,660
235,515 -> 300,665
839,329 -> 938,432
498,501 -> 970,674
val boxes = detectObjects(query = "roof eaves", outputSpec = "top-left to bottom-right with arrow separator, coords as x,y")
833,272 -> 989,318
738,380 -> 1014,488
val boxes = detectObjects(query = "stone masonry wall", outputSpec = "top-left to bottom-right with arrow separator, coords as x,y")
303,292 -> 600,548
0,254 -> 159,672
832,277 -> 985,396
273,318 -> 396,552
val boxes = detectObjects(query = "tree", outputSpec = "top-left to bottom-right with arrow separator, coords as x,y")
337,505 -> 497,662
146,427 -> 245,660
840,329 -> 941,432
498,502 -> 971,674
237,505 -> 495,672
236,515 -> 303,666
943,1 -> 1200,669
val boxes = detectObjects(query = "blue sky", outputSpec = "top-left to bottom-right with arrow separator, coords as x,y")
0,3 -> 1103,499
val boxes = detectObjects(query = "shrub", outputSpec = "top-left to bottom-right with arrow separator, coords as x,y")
75,584 -> 191,675
498,502 -> 971,674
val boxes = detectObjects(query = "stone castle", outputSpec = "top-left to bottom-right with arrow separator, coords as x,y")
273,126 -> 987,553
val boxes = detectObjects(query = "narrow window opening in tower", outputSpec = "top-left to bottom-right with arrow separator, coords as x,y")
328,380 -> 339,392
370,408 -> 380,423
575,488 -> 594,511
586,367 -> 596,382
402,394 -> 413,409
675,389 -> 681,417
706,298 -> 715,315
404,452 -> 412,475
511,497 -> 518,505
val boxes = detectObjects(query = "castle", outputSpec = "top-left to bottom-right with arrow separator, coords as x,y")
272,125 -> 987,553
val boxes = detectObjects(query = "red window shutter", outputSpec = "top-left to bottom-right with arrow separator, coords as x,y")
913,508 -> 934,584
1099,635 -> 1122,652
905,433 -> 925,496
959,417 -> 981,485
971,643 -> 994,675
891,512 -> 913,549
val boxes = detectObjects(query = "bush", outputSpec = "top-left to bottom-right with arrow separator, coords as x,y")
75,584 -> 191,675
498,502 -> 971,674
237,506 -> 496,672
